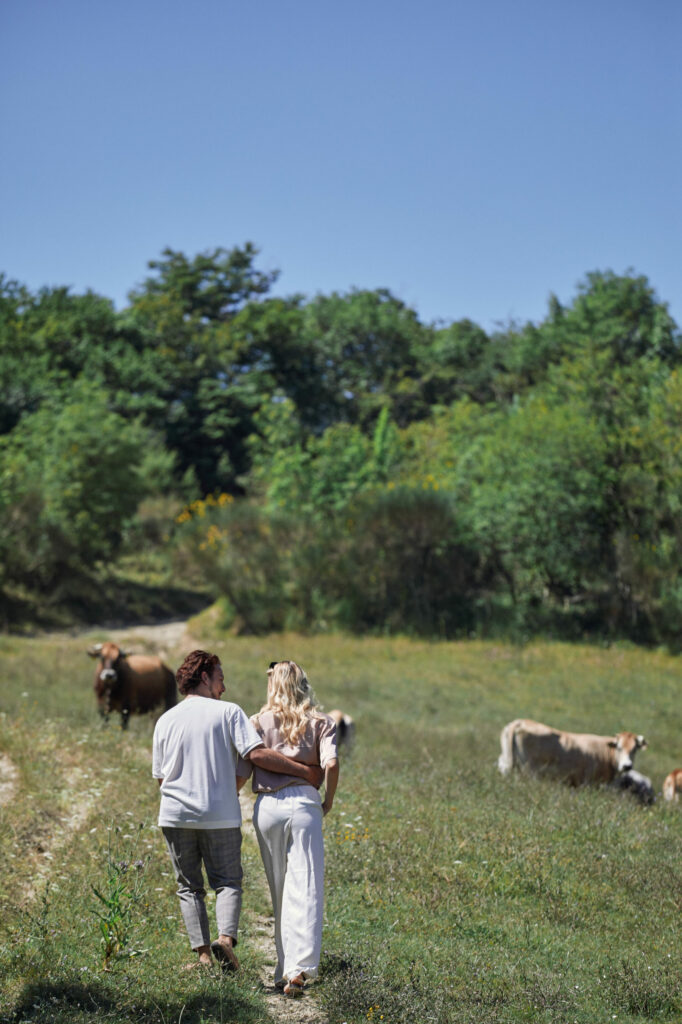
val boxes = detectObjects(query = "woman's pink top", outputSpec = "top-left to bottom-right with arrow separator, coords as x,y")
240,709 -> 338,793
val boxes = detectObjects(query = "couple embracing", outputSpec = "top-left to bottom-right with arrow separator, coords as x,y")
152,651 -> 339,997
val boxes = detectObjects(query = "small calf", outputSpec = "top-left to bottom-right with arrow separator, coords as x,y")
328,709 -> 355,752
662,769 -> 682,802
612,769 -> 655,805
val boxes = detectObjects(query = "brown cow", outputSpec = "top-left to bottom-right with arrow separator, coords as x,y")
662,769 -> 682,802
87,641 -> 176,729
328,709 -> 355,752
497,718 -> 647,786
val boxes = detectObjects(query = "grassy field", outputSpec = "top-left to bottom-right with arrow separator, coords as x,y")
0,621 -> 681,1023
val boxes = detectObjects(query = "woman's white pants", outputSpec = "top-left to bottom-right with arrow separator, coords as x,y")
253,784 -> 324,984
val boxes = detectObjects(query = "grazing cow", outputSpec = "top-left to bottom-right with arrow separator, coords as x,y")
612,769 -> 655,805
328,709 -> 355,752
498,718 -> 647,787
662,769 -> 682,802
87,641 -> 176,729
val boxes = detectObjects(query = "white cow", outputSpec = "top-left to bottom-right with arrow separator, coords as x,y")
498,718 -> 647,786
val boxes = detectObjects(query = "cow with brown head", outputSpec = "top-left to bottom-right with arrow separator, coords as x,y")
87,641 -> 177,728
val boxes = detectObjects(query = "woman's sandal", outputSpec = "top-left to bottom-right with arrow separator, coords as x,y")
283,975 -> 305,997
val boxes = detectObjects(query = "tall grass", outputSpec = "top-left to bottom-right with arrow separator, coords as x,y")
1,625 -> 680,1022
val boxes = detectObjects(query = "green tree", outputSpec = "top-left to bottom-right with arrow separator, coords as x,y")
399,395 -> 611,620
0,279 -> 119,434
124,244 -> 280,493
418,319 -> 497,406
128,244 -> 277,321
298,289 -> 426,428
0,382 -> 147,589
329,486 -> 480,635
462,398 -> 611,609
247,401 -> 403,519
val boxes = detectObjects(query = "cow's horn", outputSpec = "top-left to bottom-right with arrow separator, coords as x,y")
86,644 -> 103,656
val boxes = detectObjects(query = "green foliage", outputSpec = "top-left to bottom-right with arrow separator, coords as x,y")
124,244 -> 281,494
248,403 -> 402,519
0,382 -> 154,617
174,496 -> 293,633
328,486 -> 480,635
175,485 -> 480,637
0,274 -> 42,434
1,382 -> 143,567
90,840 -> 147,968
456,397 -> 611,604
128,244 -> 278,320
392,272 -> 682,640
552,269 -> 679,367
421,318 -> 501,406
0,278 -> 120,434
298,288 -> 427,426
2,252 -> 682,643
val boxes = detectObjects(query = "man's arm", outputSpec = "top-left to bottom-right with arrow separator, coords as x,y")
246,744 -> 324,788
322,760 -> 339,816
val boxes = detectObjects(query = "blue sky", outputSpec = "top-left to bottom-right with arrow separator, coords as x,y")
1,0 -> 680,332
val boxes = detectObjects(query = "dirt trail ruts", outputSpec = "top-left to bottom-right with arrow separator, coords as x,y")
0,753 -> 19,806
20,760 -> 100,902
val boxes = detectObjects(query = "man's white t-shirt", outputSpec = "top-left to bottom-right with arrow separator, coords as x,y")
152,695 -> 262,828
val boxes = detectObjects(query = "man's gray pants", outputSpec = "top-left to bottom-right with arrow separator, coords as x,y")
162,826 -> 242,950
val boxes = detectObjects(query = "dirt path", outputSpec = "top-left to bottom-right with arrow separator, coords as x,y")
97,620 -> 194,662
0,753 -> 19,807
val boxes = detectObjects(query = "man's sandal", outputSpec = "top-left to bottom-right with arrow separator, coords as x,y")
210,939 -> 239,973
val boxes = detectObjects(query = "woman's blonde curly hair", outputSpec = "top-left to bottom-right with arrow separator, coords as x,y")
256,660 -> 323,745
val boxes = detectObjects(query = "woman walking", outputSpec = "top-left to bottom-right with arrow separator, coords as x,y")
241,660 -> 339,996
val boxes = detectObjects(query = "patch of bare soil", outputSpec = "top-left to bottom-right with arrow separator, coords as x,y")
239,791 -> 328,1024
103,620 -> 194,662
0,753 -> 19,806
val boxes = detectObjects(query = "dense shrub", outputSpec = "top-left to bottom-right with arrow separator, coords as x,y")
326,487 -> 480,635
0,384 -> 148,613
175,487 -> 482,637
174,497 -> 292,633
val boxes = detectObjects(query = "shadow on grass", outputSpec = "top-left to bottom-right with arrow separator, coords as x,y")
6,976 -> 264,1024
319,949 -> 516,1024
1,575 -> 212,635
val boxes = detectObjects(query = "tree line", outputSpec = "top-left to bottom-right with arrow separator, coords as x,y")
1,245 -> 681,643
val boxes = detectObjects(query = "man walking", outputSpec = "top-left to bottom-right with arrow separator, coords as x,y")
152,649 -> 322,970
